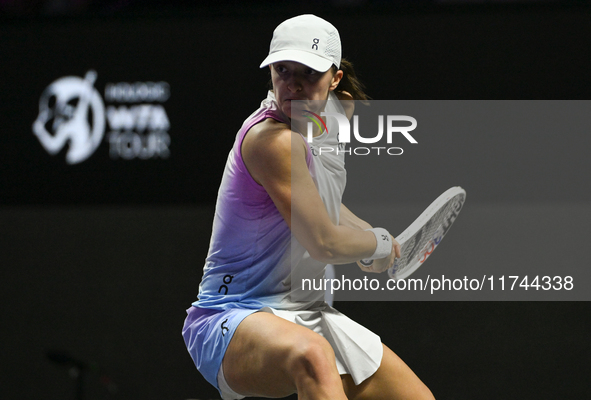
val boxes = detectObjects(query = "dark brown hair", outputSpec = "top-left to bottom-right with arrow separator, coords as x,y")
332,58 -> 370,101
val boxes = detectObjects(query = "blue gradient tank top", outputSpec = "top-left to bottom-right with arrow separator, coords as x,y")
194,91 -> 346,311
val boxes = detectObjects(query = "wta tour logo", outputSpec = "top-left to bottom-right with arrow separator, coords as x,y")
303,109 -> 418,156
33,70 -> 171,164
33,70 -> 105,164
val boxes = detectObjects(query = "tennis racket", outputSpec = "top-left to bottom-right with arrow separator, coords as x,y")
388,186 -> 466,280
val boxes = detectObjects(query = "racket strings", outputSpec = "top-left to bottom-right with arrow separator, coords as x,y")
392,194 -> 464,279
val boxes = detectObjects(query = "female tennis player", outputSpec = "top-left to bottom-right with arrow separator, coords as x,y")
183,14 -> 435,400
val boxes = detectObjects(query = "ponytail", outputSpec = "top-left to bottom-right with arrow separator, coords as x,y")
333,58 -> 370,101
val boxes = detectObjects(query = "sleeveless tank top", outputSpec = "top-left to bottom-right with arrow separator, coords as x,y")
194,91 -> 347,311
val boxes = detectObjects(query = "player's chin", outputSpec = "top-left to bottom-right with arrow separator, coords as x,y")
282,101 -> 292,118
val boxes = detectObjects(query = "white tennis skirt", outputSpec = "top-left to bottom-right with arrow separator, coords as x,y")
182,302 -> 383,398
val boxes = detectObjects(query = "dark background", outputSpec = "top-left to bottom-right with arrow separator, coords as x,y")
1,1 -> 590,399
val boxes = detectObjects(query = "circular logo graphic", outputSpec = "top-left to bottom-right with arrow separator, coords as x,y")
32,70 -> 105,164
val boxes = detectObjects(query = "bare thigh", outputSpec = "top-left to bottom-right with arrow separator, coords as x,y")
222,311 -> 346,399
341,343 -> 435,400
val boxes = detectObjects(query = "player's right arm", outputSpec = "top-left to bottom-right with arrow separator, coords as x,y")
242,119 -> 397,269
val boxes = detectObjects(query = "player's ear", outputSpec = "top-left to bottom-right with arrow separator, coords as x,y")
329,70 -> 343,91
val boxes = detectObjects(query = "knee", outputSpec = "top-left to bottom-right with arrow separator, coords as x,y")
287,335 -> 337,380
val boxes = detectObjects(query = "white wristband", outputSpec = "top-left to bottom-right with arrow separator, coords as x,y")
362,228 -> 392,262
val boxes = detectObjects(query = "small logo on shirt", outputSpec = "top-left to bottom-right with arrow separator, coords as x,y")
221,319 -> 229,336
218,274 -> 234,295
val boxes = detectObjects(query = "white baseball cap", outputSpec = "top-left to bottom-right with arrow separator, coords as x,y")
260,14 -> 342,72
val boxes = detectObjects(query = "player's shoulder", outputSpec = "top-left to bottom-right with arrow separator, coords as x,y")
242,118 -> 307,185
248,118 -> 291,142
244,118 -> 305,156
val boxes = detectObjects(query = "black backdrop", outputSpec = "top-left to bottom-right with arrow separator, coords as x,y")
1,3 -> 590,399
2,3 -> 591,206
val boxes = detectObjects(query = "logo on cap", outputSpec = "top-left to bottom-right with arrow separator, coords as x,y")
312,38 -> 319,50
